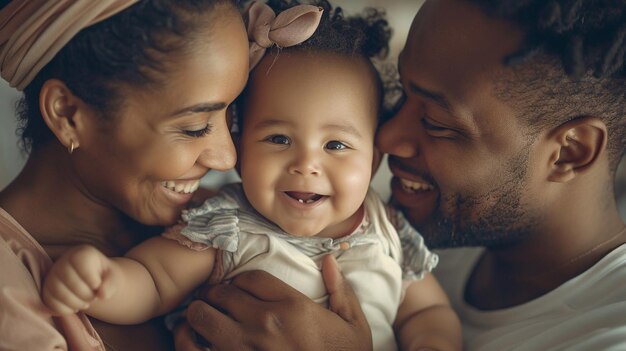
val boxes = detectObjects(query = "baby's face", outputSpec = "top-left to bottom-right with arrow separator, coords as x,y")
239,52 -> 380,238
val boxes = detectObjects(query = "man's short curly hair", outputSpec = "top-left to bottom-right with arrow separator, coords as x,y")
469,0 -> 626,172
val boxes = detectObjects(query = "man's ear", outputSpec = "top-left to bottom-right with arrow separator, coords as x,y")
546,116 -> 607,183
39,79 -> 88,151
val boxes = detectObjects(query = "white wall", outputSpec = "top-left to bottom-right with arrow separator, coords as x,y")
0,80 -> 24,188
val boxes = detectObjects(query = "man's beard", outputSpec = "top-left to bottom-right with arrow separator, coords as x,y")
416,146 -> 540,249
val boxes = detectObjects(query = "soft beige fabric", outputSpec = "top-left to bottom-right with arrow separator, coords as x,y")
0,0 -> 139,90
222,190 -> 404,351
0,207 -> 105,351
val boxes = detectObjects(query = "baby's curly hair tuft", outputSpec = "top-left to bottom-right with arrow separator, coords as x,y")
263,0 -> 391,60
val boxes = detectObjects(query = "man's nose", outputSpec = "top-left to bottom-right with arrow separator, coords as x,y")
376,103 -> 421,159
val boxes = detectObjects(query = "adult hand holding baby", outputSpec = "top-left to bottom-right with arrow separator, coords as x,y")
182,255 -> 373,351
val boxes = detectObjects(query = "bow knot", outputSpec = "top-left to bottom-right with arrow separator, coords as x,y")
246,1 -> 323,69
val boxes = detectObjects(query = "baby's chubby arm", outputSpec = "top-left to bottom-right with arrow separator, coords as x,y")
42,236 -> 215,325
394,274 -> 462,351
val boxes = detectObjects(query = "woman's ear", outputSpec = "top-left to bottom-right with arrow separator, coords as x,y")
546,116 -> 607,183
39,79 -> 88,152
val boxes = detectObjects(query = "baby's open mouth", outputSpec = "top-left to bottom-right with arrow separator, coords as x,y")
285,191 -> 324,204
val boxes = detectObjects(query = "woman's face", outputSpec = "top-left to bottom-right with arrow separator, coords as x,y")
74,7 -> 249,226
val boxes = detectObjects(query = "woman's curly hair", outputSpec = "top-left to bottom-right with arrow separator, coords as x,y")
470,0 -> 625,170
7,0 -> 234,153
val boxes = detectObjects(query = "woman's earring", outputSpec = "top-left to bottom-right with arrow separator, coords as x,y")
68,140 -> 77,154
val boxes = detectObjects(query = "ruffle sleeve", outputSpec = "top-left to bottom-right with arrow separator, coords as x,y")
388,206 -> 439,281
162,192 -> 241,253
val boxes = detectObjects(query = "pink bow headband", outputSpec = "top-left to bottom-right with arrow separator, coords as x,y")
245,1 -> 323,70
0,0 -> 139,91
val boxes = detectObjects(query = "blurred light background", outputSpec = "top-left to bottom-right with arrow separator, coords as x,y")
1,0 -> 624,219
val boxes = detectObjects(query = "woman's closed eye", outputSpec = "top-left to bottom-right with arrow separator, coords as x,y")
183,123 -> 213,138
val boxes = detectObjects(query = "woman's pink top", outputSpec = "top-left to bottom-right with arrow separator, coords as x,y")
0,207 -> 105,351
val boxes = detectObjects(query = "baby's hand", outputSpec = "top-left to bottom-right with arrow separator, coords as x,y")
43,245 -> 115,315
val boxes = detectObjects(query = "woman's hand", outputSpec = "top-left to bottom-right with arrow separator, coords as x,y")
184,255 -> 372,351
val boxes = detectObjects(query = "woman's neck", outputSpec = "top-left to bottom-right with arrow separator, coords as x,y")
0,144 -> 155,259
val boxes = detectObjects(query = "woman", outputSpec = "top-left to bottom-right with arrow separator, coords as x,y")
0,0 -> 248,350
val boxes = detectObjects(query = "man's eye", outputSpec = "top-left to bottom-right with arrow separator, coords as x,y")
184,124 -> 212,138
421,118 -> 449,132
326,140 -> 347,150
266,135 -> 291,145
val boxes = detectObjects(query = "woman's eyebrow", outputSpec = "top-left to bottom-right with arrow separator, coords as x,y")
170,102 -> 227,117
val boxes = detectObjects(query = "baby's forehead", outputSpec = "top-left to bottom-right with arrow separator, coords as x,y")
251,50 -> 380,89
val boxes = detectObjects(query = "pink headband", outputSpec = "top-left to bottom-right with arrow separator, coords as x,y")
246,1 -> 323,70
0,0 -> 139,91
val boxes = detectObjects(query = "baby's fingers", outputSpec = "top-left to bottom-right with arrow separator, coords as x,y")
69,246 -> 107,292
43,277 -> 91,315
65,263 -> 102,301
95,271 -> 116,300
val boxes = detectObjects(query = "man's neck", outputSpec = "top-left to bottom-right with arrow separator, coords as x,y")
0,144 -> 155,259
465,206 -> 625,310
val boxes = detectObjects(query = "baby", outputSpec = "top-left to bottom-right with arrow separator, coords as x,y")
42,1 -> 461,350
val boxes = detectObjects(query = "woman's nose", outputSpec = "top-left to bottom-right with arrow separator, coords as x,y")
196,116 -> 237,171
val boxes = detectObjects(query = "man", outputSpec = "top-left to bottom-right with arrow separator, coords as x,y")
180,0 -> 626,350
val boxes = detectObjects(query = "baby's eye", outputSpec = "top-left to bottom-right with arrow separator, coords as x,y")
325,140 -> 348,150
266,135 -> 291,145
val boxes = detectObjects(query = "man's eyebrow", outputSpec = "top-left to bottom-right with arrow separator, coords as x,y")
170,102 -> 227,117
408,82 -> 452,111
397,55 -> 452,111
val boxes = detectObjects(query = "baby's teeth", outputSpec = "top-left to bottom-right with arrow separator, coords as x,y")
298,199 -> 304,203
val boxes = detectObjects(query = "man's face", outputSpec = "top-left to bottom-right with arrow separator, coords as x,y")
377,0 -> 544,248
